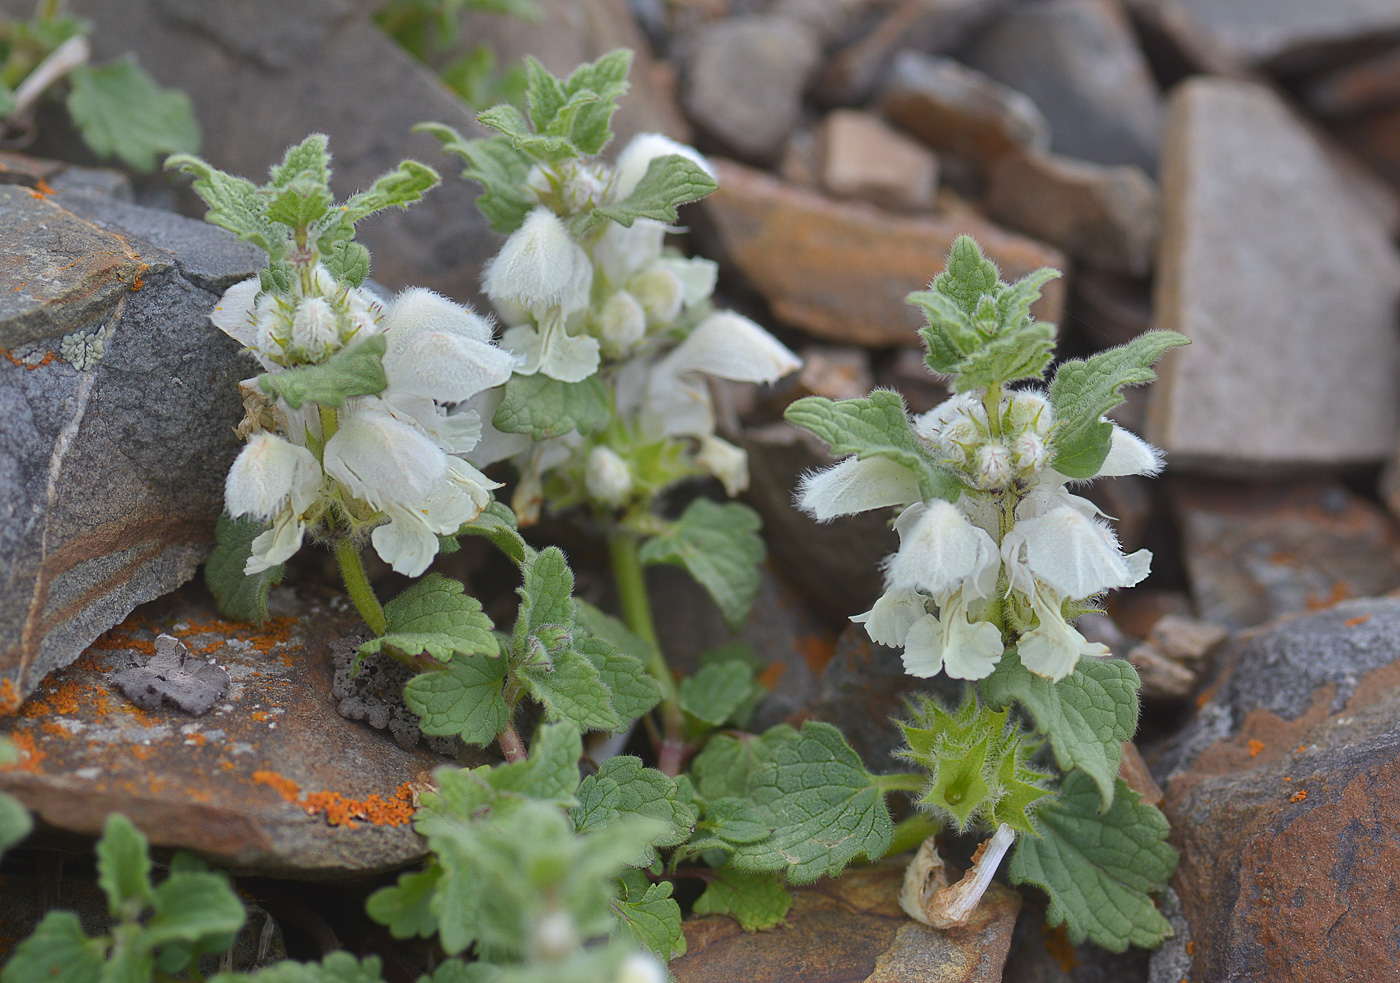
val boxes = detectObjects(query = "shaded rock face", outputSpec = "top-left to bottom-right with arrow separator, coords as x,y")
0,182 -> 263,710
674,862 -> 1020,983
1156,598 -> 1400,982
1145,0 -> 1400,70
0,584 -> 472,877
1147,77 -> 1400,472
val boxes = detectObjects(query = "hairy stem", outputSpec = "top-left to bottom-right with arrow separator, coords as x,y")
335,535 -> 387,637
608,529 -> 687,776
885,812 -> 941,858
498,722 -> 527,763
873,772 -> 928,794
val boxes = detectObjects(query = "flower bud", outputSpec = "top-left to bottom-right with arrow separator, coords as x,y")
483,207 -> 592,316
1012,431 -> 1049,472
253,293 -> 290,355
627,267 -> 684,326
585,445 -> 634,506
531,911 -> 579,961
597,290 -> 647,356
974,443 -> 1013,490
225,433 -> 322,520
616,951 -> 667,983
291,297 -> 339,359
1005,391 -> 1052,438
695,435 -> 749,497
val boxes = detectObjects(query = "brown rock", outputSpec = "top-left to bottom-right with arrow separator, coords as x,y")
1304,45 -> 1400,120
817,109 -> 940,211
673,861 -> 1019,983
1118,740 -> 1163,807
0,584 -> 474,876
985,150 -> 1158,277
699,159 -> 1067,347
1125,613 -> 1227,702
1335,105 -> 1400,189
880,51 -> 1051,169
796,345 -> 876,402
1067,267 -> 1153,350
1170,479 -> 1400,631
779,127 -> 821,188
876,346 -> 952,414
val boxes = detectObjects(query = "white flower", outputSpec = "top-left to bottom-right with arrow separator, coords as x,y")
851,587 -> 926,648
1017,588 -> 1111,682
652,255 -> 718,307
1001,506 -> 1150,600
291,297 -> 339,358
885,501 -> 1000,601
381,288 -> 516,403
613,132 -> 715,200
628,267 -> 684,325
597,290 -> 647,356
616,951 -> 667,983
657,311 -> 800,384
901,593 -> 1004,680
585,446 -> 634,506
247,508 -> 306,575
593,219 -> 667,285
484,207 -> 593,317
322,402 -> 448,509
502,318 -> 601,383
797,456 -> 921,522
695,435 -> 749,497
225,433 -> 321,520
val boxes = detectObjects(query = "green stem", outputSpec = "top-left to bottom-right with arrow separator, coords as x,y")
874,772 -> 928,794
335,536 -> 387,637
884,812 -> 942,858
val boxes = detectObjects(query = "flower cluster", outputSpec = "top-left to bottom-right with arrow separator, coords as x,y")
217,272 -> 515,576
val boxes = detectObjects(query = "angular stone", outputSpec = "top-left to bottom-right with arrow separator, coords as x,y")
1157,597 -> 1400,982
0,185 -> 262,711
673,861 -> 1019,983
1170,479 -> 1400,631
1067,268 -> 1153,349
1126,614 -> 1227,702
698,159 -> 1067,347
963,0 -> 1164,173
986,150 -> 1158,277
818,109 -> 939,211
1001,899 -> 1152,983
1146,78 -> 1400,471
680,16 -> 821,165
795,345 -> 875,403
879,52 -> 1051,168
0,584 -> 467,876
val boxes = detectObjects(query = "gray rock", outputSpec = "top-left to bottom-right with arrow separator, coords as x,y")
1146,77 -> 1400,472
112,633 -> 231,715
963,0 -> 1164,173
680,16 -> 822,165
986,149 -> 1158,276
879,51 -> 1051,168
816,109 -> 939,211
0,182 -> 262,711
1067,268 -> 1153,350
1002,899 -> 1151,983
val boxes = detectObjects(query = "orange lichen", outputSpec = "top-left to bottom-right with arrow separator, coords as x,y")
1248,739 -> 1265,758
1305,581 -> 1351,611
1290,789 -> 1308,803
1042,923 -> 1078,973
794,633 -> 836,676
3,732 -> 44,773
38,722 -> 68,738
1345,615 -> 1372,628
1186,941 -> 1195,956
1296,745 -> 1306,754
20,679 -> 84,718
252,770 -> 301,804
260,776 -> 416,829
0,679 -> 21,715
184,733 -> 207,747
755,663 -> 786,689
250,711 -> 270,722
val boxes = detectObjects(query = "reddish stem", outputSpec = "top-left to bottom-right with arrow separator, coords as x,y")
498,723 -> 527,763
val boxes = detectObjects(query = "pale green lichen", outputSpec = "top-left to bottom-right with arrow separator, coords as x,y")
59,325 -> 106,370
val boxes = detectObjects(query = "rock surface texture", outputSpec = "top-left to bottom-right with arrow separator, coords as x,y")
0,181 -> 262,711
1147,78 -> 1400,471
1156,597 -> 1400,982
1142,0 -> 1400,69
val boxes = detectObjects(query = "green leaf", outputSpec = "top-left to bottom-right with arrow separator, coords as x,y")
492,373 -> 611,439
523,56 -> 569,134
980,649 -> 1138,808
97,813 -> 153,919
701,797 -> 772,845
269,134 -> 329,188
209,952 -> 387,983
561,49 -> 632,155
67,57 -> 200,172
577,633 -> 662,725
478,102 -> 578,163
570,757 -> 695,866
1048,330 -> 1189,479
143,870 -> 246,948
520,647 -> 621,733
692,867 -> 793,930
1010,774 -> 1177,952
0,791 -> 31,857
951,320 -> 1057,392
360,574 -> 499,662
258,334 -> 387,409
266,177 -> 333,233
455,500 -> 531,567
0,911 -> 105,983
592,154 -> 718,229
784,391 -> 963,503
678,659 -> 757,727
204,513 -> 284,625
340,160 -> 441,226
403,654 -> 510,745
575,600 -> 654,665
166,154 -> 282,259
638,499 -> 764,632
729,722 -> 893,884
417,126 -> 533,234
324,240 -> 371,287
366,863 -> 441,940
489,722 -> 584,806
690,724 -> 799,801
611,881 -> 685,960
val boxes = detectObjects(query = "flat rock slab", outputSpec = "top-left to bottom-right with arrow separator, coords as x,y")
1170,479 -> 1400,631
0,182 -> 262,710
0,584 -> 458,877
1147,77 -> 1400,471
1140,0 -> 1400,69
673,862 -> 1019,983
1158,597 -> 1400,982
698,159 -> 1066,347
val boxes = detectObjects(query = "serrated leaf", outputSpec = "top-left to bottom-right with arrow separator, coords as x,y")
478,102 -> 578,163
366,863 -> 441,940
258,334 -> 387,409
0,791 -> 31,857
638,499 -> 764,632
360,574 -> 499,662
577,633 -> 662,725
690,725 -> 799,802
574,599 -> 656,665
702,797 -> 772,844
729,722 -> 893,884
1048,330 -> 1189,479
570,757 -> 695,866
515,546 -> 575,640
324,240 -> 371,287
97,813 -> 153,919
523,56 -> 569,134
67,57 -> 200,172
592,154 -> 717,229
611,881 -> 685,960
952,320 -> 1057,392
404,655 -> 510,745
980,649 -> 1138,808
167,155 -> 282,259
520,648 -> 622,733
692,867 -> 793,931
418,125 -> 533,234
455,499 -> 531,566
1010,774 -> 1176,952
0,911 -> 105,983
492,373 -> 611,439
266,177 -> 333,232
204,513 -> 283,625
933,235 -> 1000,315
209,952 -> 387,983
489,721 -> 584,806
908,289 -> 979,374
340,160 -> 440,226
996,266 -> 1061,332
143,870 -> 246,948
562,48 -> 631,155
678,659 -> 757,727
269,134 -> 329,188
784,391 -> 963,503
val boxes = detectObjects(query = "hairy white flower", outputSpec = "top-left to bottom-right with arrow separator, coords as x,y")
246,508 -> 306,575
886,501 -> 1000,601
658,311 -> 800,383
484,207 -> 593,316
695,435 -> 749,497
225,433 -> 321,520
503,317 -> 602,383
901,593 -> 1004,680
323,403 -> 448,509
291,297 -> 339,358
381,288 -> 516,403
1017,589 -> 1111,682
852,586 -> 926,648
585,445 -> 634,506
1001,506 -> 1150,600
613,132 -> 714,200
797,456 -> 921,522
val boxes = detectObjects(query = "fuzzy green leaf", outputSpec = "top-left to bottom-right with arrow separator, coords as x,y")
0,791 -> 31,857
205,513 -> 284,625
418,125 -> 534,234
690,724 -> 799,802
492,373 -> 611,439
67,57 -> 199,171
340,160 -> 440,226
784,391 -> 962,503
366,864 -> 441,940
143,870 -> 246,948
166,155 -> 281,258
454,500 -> 531,566
611,881 -> 685,960
360,574 -> 499,662
638,499 -> 764,632
403,655 -> 510,745
592,154 -> 717,229
515,547 -> 575,642
980,649 -> 1138,808
692,867 -> 793,930
1010,774 -> 1177,952
0,911 -> 105,983
1048,330 -> 1189,479
678,659 -> 758,727
701,797 -> 772,845
520,649 -> 621,733
951,320 -> 1057,392
570,757 -> 695,866
931,235 -> 1000,314
258,334 -> 387,409
266,177 -> 332,233
730,722 -> 893,884
561,49 -> 631,155
269,135 -> 329,188
477,102 -> 578,163
209,953 -> 387,983
97,813 -> 153,919
577,633 -> 662,725
523,56 -> 568,133
324,240 -> 371,287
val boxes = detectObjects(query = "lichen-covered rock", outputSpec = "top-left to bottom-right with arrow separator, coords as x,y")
0,179 -> 263,710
